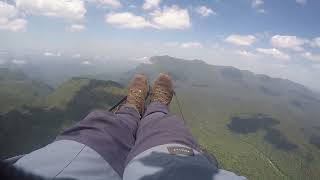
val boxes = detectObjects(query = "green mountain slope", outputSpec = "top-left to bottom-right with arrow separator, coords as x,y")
1,57 -> 320,179
0,77 -> 126,159
0,68 -> 53,113
129,56 -> 320,180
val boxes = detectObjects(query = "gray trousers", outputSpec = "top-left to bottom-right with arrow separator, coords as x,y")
14,102 -> 246,180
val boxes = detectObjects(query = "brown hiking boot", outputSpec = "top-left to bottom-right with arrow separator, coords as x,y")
125,74 -> 149,115
151,73 -> 173,105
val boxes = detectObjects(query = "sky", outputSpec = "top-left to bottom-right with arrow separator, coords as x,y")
0,0 -> 320,90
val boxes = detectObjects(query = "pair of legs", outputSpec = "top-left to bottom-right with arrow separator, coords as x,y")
14,74 -> 245,179
55,101 -> 201,177
14,74 -> 206,179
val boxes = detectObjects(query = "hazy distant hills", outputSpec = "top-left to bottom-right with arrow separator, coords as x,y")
1,56 -> 320,179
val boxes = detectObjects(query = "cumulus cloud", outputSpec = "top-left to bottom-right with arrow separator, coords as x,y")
236,50 -> 260,58
271,35 -> 306,51
163,41 -> 203,48
105,12 -> 152,29
0,1 -> 27,32
0,18 -> 27,32
44,52 -> 61,57
86,0 -> 121,8
251,0 -> 264,8
16,0 -> 86,21
256,48 -> 290,60
225,35 -> 257,46
72,54 -> 81,58
82,61 -> 92,65
195,6 -> 216,17
181,42 -> 203,48
151,5 -> 191,29
257,9 -> 266,13
66,24 -> 85,32
296,0 -> 307,5
302,52 -> 320,62
0,2 -> 18,18
106,5 -> 191,30
143,0 -> 161,10
311,37 -> 320,48
12,59 -> 26,64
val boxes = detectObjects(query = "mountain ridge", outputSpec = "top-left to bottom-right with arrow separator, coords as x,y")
148,55 -> 314,94
1,57 -> 320,179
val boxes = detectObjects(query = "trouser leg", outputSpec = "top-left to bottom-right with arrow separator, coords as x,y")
15,106 -> 140,179
123,102 -> 219,180
125,102 -> 201,163
57,105 -> 140,176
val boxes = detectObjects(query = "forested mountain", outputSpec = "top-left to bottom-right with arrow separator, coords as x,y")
1,56 -> 320,179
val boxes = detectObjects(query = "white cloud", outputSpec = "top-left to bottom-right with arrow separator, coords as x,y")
143,0 -> 161,10
302,52 -> 320,62
195,6 -> 216,17
311,37 -> 320,48
236,50 -> 260,58
106,5 -> 191,30
0,1 -> 27,32
66,24 -> 85,32
0,18 -> 27,32
12,59 -> 26,64
151,5 -> 191,29
105,12 -> 153,29
86,0 -> 121,8
271,35 -> 306,51
72,54 -> 81,58
164,41 -> 203,48
225,35 -> 257,46
82,61 -> 92,65
256,48 -> 290,60
44,52 -> 61,57
181,42 -> 203,48
0,1 -> 18,18
296,0 -> 307,5
251,0 -> 264,8
16,0 -> 86,21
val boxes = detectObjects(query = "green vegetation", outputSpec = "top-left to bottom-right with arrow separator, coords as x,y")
0,73 -> 126,159
0,68 -> 53,113
144,56 -> 320,180
43,78 -> 90,109
1,57 -> 320,179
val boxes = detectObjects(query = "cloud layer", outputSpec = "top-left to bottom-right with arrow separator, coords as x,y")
271,35 -> 306,51
105,5 -> 190,29
196,6 -> 215,17
16,0 -> 86,21
225,35 -> 257,46
256,48 -> 290,60
0,1 -> 27,32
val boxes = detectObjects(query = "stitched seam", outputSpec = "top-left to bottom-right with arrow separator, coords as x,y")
52,144 -> 86,179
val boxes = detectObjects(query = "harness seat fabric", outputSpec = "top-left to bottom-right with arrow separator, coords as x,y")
124,143 -> 247,180
14,140 -> 121,180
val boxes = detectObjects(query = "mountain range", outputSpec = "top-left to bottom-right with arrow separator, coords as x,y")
0,55 -> 320,180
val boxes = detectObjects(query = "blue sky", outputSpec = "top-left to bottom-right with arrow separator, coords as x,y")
0,0 -> 320,90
